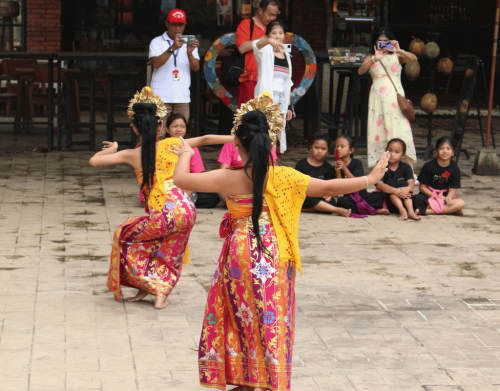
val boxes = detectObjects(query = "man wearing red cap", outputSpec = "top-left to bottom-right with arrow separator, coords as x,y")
235,0 -> 279,108
149,8 -> 200,125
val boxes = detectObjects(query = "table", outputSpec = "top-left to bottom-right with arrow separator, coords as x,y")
0,52 -> 55,148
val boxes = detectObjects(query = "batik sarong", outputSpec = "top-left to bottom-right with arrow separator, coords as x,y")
107,137 -> 196,302
199,195 -> 295,391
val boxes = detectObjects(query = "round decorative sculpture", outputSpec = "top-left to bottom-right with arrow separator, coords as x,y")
409,37 -> 425,58
405,60 -> 420,81
204,33 -> 317,112
437,58 -> 454,75
424,42 -> 440,60
421,93 -> 438,113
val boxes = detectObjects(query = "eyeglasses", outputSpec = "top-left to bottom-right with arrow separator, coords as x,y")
265,10 -> 281,17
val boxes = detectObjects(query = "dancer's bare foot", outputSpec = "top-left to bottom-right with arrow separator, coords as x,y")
408,210 -> 421,220
336,208 -> 351,218
154,296 -> 170,309
398,211 -> 408,221
455,210 -> 464,216
127,289 -> 149,302
416,209 -> 421,215
377,208 -> 390,215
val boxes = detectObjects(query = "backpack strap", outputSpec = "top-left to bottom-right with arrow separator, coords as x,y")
250,18 -> 255,40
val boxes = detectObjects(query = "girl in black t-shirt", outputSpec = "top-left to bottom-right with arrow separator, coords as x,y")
295,135 -> 351,217
334,135 -> 386,215
414,136 -> 465,215
376,138 -> 421,220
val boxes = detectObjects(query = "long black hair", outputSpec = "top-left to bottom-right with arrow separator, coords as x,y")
131,102 -> 159,190
235,110 -> 273,251
372,26 -> 397,54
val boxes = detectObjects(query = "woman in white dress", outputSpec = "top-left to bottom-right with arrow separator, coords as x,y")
253,19 -> 294,153
358,27 -> 418,170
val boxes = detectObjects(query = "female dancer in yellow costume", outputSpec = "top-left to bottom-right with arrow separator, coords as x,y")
89,87 -> 233,309
171,92 -> 390,390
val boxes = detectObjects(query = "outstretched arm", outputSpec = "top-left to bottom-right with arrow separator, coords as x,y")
307,152 -> 390,197
172,140 -> 228,193
89,141 -> 140,168
185,135 -> 234,149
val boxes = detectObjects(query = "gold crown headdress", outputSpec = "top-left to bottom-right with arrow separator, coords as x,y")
127,86 -> 168,123
231,91 -> 283,144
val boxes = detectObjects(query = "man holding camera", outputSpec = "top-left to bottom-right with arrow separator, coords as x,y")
235,0 -> 279,107
149,8 -> 200,123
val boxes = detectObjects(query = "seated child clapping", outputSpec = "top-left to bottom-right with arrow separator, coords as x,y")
295,134 -> 351,217
413,136 -> 465,215
334,135 -> 386,215
376,138 -> 420,221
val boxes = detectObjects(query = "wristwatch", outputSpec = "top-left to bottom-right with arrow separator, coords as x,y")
167,47 -> 174,54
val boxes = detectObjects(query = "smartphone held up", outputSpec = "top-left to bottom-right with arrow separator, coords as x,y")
377,41 -> 394,50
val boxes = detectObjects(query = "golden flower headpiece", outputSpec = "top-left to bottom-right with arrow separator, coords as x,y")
231,91 -> 283,144
127,86 -> 168,123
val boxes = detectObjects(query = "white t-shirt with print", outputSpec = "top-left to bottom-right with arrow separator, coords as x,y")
149,32 -> 200,104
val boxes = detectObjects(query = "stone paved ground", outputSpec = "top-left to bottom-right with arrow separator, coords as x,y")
1,119 -> 500,391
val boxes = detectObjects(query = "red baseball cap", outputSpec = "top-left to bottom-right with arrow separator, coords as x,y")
167,9 -> 187,24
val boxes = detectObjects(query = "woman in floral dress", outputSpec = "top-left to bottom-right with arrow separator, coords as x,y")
89,87 -> 233,309
171,93 -> 390,390
358,27 -> 418,169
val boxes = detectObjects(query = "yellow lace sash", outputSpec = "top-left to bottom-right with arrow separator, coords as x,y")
264,166 -> 310,273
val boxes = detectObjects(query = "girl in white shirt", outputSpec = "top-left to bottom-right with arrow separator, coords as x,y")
253,20 -> 294,153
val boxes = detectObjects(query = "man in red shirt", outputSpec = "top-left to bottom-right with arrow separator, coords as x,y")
235,0 -> 279,107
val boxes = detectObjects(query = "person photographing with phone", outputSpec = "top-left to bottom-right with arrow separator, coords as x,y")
358,27 -> 418,171
149,8 -> 200,127
253,19 -> 294,153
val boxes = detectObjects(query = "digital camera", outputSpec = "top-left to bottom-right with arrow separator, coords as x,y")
178,35 -> 196,44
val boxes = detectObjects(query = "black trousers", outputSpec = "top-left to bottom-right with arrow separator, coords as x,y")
195,192 -> 220,209
302,196 -> 336,209
336,191 -> 384,212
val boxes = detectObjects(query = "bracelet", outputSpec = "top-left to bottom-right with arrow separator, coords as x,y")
363,175 -> 369,188
371,55 -> 376,63
179,151 -> 194,158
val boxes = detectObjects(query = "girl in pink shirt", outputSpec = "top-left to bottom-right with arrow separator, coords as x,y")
218,142 -> 278,169
165,114 -> 220,208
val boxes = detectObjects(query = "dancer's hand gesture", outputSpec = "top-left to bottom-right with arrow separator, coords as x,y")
170,136 -> 194,157
102,141 -> 118,153
367,151 -> 389,186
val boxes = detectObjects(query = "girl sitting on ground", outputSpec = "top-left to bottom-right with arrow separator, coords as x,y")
295,134 -> 351,217
414,136 -> 465,216
335,135 -> 387,216
376,138 -> 420,221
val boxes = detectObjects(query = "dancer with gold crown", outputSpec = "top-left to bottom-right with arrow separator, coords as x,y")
89,87 -> 234,309
170,92 -> 391,390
